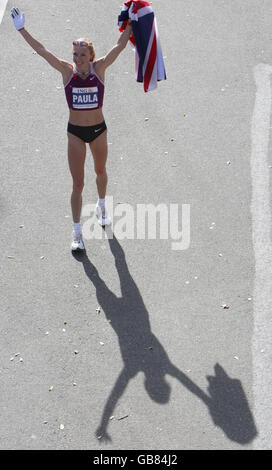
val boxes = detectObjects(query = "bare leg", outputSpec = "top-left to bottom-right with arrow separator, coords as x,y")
89,130 -> 108,207
67,133 -> 86,222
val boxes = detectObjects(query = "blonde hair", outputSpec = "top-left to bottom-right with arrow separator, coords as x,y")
73,37 -> 95,61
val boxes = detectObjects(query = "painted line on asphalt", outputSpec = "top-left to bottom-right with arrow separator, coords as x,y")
251,63 -> 272,449
0,0 -> 8,24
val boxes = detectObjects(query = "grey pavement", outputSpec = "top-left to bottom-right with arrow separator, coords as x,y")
0,0 -> 271,450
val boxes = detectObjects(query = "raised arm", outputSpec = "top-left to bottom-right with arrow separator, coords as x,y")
95,22 -> 132,73
11,8 -> 72,77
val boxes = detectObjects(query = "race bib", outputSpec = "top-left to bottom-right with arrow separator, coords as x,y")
72,87 -> 99,109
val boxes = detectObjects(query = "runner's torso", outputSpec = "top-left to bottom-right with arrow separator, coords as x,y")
64,62 -> 105,126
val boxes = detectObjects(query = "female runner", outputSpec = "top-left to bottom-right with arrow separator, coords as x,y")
11,7 -> 132,251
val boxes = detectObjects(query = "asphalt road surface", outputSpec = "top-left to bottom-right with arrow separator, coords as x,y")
1,0 -> 272,450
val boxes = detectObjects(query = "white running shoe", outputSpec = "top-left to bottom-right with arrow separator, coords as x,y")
71,231 -> 85,251
96,202 -> 111,226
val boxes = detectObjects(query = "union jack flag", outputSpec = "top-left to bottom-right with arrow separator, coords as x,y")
118,1 -> 166,92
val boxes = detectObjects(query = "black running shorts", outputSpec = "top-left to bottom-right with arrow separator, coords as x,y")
67,121 -> 107,143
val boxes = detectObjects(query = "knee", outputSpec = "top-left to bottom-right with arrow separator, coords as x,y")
95,166 -> 107,177
73,179 -> 84,194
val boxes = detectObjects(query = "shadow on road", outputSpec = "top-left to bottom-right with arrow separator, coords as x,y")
73,233 -> 257,445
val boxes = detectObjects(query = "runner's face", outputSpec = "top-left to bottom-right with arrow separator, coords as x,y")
73,46 -> 92,70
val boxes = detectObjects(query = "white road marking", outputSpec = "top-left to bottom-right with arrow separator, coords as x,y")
251,63 -> 272,449
0,0 -> 8,25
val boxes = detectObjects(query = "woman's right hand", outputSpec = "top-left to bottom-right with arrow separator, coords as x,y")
10,7 -> 25,31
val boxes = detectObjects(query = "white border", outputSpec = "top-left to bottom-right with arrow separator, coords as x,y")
251,63 -> 272,449
0,0 -> 8,24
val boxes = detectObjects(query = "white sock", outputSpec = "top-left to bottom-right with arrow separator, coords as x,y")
98,198 -> 105,209
98,198 -> 106,215
73,222 -> 82,235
